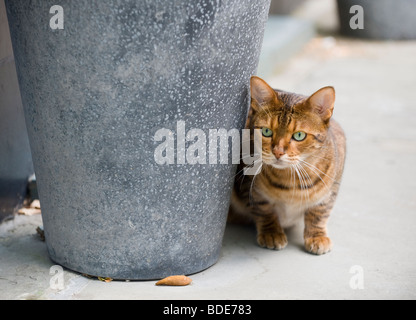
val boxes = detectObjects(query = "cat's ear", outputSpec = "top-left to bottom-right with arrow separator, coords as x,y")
250,76 -> 278,111
307,86 -> 335,122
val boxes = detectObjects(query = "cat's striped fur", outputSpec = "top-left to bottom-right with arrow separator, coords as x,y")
229,76 -> 346,255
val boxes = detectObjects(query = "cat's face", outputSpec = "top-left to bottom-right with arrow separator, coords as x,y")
249,76 -> 335,170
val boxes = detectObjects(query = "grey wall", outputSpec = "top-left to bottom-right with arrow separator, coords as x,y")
0,0 -> 34,221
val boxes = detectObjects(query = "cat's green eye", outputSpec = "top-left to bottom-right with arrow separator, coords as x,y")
293,131 -> 307,142
262,127 -> 273,137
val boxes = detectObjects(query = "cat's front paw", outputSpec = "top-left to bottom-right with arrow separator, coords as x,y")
304,236 -> 332,255
257,232 -> 288,250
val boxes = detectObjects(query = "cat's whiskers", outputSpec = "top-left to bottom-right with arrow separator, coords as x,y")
298,163 -> 314,189
289,164 -> 297,202
300,161 -> 331,191
239,153 -> 261,163
299,159 -> 337,184
296,163 -> 311,205
248,160 -> 264,206
238,158 -> 262,190
302,165 -> 312,204
230,154 -> 261,185
292,164 -> 304,207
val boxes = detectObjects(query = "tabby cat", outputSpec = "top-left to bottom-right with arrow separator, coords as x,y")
230,76 -> 346,255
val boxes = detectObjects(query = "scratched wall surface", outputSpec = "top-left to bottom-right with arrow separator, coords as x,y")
6,0 -> 271,279
0,0 -> 34,222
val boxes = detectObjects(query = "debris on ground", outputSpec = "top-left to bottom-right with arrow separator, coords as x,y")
36,226 -> 45,241
155,275 -> 192,287
29,200 -> 41,209
18,199 -> 41,216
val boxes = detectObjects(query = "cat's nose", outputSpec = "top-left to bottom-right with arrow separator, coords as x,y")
273,147 -> 285,159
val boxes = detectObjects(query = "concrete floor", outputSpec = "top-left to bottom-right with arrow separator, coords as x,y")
1,5 -> 416,300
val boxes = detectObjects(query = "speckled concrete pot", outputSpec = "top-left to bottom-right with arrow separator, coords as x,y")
337,0 -> 416,40
6,0 -> 271,279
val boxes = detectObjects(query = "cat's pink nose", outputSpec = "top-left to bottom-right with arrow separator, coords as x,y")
273,147 -> 285,159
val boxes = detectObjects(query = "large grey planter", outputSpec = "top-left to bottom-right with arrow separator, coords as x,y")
6,0 -> 271,279
337,0 -> 416,40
